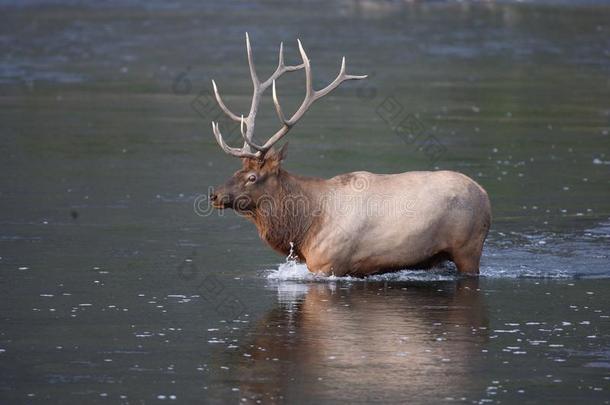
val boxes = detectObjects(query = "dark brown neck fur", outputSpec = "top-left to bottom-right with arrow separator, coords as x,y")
249,169 -> 324,259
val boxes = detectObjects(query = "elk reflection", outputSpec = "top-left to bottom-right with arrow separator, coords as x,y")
237,279 -> 488,403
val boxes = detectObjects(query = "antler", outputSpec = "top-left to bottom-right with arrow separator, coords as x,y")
211,33 -> 367,160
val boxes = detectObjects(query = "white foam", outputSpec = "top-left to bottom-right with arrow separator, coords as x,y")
265,259 -> 458,282
264,258 -> 590,281
266,260 -> 315,281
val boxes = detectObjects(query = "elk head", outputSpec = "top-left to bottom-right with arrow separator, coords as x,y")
209,145 -> 288,213
208,33 -> 367,215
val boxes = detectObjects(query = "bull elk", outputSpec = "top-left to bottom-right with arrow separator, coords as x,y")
208,34 -> 491,276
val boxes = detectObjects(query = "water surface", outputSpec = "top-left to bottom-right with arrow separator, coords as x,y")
0,0 -> 609,403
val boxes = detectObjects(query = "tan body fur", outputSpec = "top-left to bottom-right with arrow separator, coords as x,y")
255,168 -> 490,276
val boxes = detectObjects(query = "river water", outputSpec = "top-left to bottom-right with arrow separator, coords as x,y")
0,0 -> 609,403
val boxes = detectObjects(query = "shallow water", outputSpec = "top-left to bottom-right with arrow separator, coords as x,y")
1,0 -> 609,403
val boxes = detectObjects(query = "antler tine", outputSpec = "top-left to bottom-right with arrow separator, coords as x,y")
212,121 -> 258,159
259,41 -> 305,90
240,115 -> 246,139
272,80 -> 287,123
239,115 -> 263,152
245,32 -> 259,87
212,80 -> 241,122
278,42 -> 285,69
314,56 -> 368,100
299,39 -> 314,100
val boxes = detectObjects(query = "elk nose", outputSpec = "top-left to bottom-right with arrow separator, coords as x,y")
209,191 -> 218,202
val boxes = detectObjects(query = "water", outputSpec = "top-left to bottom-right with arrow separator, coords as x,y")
1,0 -> 609,403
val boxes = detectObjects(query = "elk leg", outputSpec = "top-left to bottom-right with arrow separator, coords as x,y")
452,254 -> 480,276
306,257 -> 347,277
451,244 -> 483,276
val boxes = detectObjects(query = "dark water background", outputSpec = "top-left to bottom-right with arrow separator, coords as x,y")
0,0 -> 609,403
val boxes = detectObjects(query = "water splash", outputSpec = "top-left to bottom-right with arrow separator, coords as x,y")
267,242 -> 314,280
286,241 -> 299,262
266,261 -> 458,282
265,259 -> 595,282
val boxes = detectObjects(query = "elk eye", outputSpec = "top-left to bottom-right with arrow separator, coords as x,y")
247,174 -> 257,183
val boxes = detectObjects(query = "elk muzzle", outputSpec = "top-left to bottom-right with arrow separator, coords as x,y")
209,186 -> 233,209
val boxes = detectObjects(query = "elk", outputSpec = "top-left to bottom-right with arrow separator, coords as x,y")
208,34 -> 491,276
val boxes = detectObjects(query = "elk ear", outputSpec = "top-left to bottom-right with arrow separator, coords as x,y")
275,142 -> 289,162
262,143 -> 288,172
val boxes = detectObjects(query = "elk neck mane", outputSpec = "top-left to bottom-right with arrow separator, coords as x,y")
249,169 -> 324,259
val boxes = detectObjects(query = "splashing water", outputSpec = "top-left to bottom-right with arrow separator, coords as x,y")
266,262 -> 459,282
266,245 -> 458,282
266,245 -> 608,282
266,242 -> 319,281
286,241 -> 299,263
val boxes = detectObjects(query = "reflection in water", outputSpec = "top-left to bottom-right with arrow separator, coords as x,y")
236,280 -> 488,403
